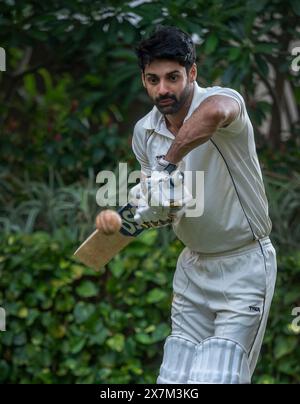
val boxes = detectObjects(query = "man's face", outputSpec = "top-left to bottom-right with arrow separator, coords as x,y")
142,60 -> 196,115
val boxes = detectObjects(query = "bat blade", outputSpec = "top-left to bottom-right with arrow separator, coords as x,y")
73,229 -> 134,270
74,203 -> 144,270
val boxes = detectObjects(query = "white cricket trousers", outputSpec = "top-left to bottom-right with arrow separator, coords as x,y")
158,237 -> 277,383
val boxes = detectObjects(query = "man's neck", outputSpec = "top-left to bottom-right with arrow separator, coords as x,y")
164,83 -> 195,136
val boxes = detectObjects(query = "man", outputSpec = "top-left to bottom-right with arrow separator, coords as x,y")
132,26 -> 277,384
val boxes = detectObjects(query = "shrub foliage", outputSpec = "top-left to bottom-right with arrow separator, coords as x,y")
0,230 -> 299,384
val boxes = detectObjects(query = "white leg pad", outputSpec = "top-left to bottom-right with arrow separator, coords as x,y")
157,336 -> 196,384
188,337 -> 251,384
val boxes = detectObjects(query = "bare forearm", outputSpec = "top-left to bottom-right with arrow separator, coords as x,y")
165,96 -> 239,164
165,109 -> 224,164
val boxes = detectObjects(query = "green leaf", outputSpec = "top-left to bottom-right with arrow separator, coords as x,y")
23,74 -> 37,97
151,323 -> 170,342
274,336 -> 298,359
256,375 -> 276,384
135,333 -> 152,345
107,334 -> 125,352
49,324 -> 66,339
18,307 -> 29,318
255,43 -> 276,54
255,55 -> 269,77
89,328 -> 109,346
278,359 -> 299,376
138,229 -> 157,246
228,47 -> 241,62
70,337 -> 86,354
283,290 -> 300,305
74,302 -> 96,323
204,34 -> 219,55
110,259 -> 125,278
76,281 -> 98,298
146,288 -> 167,304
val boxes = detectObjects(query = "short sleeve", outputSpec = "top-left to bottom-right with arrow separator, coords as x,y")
202,87 -> 248,135
132,121 -> 152,176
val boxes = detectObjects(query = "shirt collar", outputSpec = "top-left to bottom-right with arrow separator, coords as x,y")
142,82 -> 207,138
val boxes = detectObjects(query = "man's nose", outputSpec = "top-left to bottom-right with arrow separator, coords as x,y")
157,80 -> 169,96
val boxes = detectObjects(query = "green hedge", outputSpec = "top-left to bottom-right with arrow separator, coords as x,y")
254,253 -> 300,384
0,231 -> 299,384
0,230 -> 178,383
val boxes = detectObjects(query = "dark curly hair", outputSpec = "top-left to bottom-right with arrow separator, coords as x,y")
136,26 -> 196,72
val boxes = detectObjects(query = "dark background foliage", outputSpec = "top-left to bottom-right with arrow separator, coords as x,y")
0,0 -> 299,383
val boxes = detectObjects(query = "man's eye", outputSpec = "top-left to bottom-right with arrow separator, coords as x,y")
169,75 -> 178,82
148,78 -> 158,84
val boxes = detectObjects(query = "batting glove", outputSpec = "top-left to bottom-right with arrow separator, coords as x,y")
134,156 -> 192,226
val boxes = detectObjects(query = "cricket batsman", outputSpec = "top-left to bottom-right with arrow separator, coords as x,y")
131,26 -> 277,384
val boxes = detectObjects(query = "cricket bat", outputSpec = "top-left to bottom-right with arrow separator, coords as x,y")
74,203 -> 145,270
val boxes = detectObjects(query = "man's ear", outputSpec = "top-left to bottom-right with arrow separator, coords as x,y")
189,63 -> 197,83
141,72 -> 146,88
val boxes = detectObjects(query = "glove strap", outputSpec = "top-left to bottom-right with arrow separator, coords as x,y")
155,155 -> 177,174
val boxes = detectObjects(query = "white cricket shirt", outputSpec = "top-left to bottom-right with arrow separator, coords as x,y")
132,82 -> 272,253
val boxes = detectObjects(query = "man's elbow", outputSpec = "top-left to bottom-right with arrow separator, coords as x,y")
208,106 -> 228,127
203,96 -> 239,128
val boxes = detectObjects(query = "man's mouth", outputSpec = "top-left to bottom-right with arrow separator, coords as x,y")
158,98 -> 175,106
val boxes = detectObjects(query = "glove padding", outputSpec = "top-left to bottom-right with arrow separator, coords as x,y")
133,168 -> 192,226
129,184 -> 173,228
